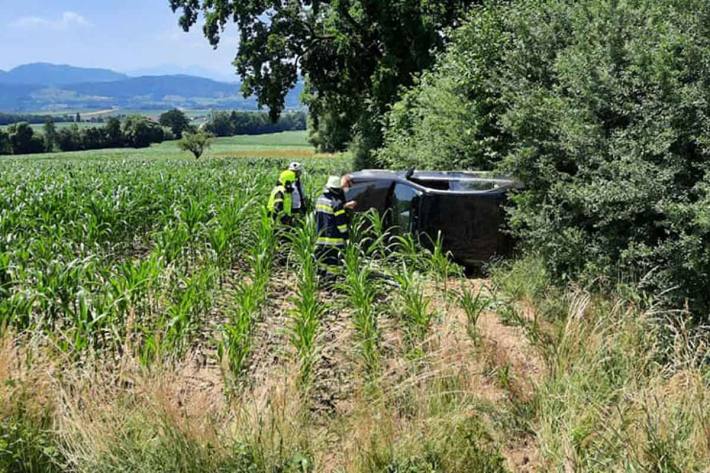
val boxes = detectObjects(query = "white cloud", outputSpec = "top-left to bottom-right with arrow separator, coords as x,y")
10,11 -> 90,30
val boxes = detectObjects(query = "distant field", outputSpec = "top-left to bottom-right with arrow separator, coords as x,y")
4,130 -> 337,162
1,122 -> 101,131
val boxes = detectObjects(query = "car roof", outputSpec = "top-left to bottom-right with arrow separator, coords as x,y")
350,169 -> 520,194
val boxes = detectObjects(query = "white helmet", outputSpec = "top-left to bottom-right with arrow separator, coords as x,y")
326,175 -> 342,190
288,162 -> 303,173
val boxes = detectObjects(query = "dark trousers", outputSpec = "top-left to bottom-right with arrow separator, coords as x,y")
315,245 -> 344,284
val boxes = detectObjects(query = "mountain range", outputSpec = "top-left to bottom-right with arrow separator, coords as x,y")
0,63 -> 303,112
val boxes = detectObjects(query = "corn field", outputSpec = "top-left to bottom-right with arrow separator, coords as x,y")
1,145 -> 708,473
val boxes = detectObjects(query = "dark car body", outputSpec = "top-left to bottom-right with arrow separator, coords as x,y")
345,170 -> 519,266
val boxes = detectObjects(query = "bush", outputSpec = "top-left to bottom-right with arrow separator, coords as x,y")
380,0 -> 710,316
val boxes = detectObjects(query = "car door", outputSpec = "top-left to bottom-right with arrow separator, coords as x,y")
390,183 -> 422,233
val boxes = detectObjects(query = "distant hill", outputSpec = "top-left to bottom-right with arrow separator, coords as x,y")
0,63 -> 128,86
68,75 -> 238,99
127,65 -> 237,83
0,63 -> 304,112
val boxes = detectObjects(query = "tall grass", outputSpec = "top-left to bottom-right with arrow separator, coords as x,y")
493,256 -> 710,472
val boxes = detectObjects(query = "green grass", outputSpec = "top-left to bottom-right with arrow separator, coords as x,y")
3,131 -> 314,162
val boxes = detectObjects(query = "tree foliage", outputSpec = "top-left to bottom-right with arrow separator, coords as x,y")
203,110 -> 306,137
0,129 -> 10,154
43,120 -> 57,152
6,123 -> 45,154
381,0 -> 710,316
159,109 -> 193,138
122,116 -> 165,148
168,0 -> 478,156
178,131 -> 212,159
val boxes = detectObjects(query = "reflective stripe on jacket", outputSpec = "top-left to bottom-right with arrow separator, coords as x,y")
315,189 -> 348,247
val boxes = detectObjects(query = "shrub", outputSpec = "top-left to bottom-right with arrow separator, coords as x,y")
380,0 -> 710,316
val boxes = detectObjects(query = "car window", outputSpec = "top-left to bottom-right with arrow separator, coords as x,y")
392,183 -> 421,232
449,180 -> 499,191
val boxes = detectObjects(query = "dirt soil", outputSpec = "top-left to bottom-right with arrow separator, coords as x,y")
434,278 -> 545,472
177,269 -> 547,472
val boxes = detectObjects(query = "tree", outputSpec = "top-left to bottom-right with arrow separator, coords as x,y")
159,108 -> 192,138
75,112 -> 81,123
81,127 -> 107,150
7,122 -> 44,154
104,117 -> 123,147
56,124 -> 83,152
0,129 -> 10,155
204,111 -> 234,137
43,119 -> 57,152
178,131 -> 211,159
122,116 -> 165,148
168,0 -> 478,161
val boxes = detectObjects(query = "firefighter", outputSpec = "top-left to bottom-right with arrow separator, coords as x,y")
267,169 -> 297,225
287,162 -> 308,215
315,174 -> 356,283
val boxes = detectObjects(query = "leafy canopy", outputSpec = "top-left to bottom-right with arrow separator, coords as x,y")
159,109 -> 193,138
168,0 -> 477,152
178,131 -> 212,159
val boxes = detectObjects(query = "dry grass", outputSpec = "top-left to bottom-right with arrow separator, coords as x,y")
3,255 -> 708,472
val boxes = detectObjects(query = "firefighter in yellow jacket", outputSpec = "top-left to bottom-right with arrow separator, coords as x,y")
267,170 -> 297,225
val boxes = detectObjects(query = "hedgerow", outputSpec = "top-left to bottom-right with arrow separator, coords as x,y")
380,0 -> 710,317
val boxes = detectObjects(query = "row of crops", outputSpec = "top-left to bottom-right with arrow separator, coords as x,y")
1,153 -> 471,392
0,157 -> 334,359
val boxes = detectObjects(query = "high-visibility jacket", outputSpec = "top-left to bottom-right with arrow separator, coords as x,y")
315,189 -> 348,247
267,170 -> 296,223
267,184 -> 292,218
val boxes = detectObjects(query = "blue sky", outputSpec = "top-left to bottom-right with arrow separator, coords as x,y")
0,0 -> 239,80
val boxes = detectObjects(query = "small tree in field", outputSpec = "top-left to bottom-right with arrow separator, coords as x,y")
178,131 -> 212,159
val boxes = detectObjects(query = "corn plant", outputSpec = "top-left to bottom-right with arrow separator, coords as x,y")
428,231 -> 463,297
392,263 -> 432,355
220,211 -> 276,389
341,240 -> 381,381
163,266 -> 217,354
287,215 -> 325,389
459,285 -> 490,344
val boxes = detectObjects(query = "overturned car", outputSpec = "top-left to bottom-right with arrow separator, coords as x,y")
345,170 -> 520,266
